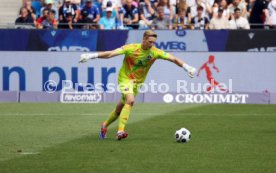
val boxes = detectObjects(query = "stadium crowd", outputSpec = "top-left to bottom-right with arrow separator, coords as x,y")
15,0 -> 276,29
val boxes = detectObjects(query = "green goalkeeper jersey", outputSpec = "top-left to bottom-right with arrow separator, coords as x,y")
115,43 -> 170,84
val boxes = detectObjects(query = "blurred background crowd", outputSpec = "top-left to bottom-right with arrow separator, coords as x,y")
14,0 -> 276,29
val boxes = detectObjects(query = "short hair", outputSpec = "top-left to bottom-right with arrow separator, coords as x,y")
234,8 -> 241,12
106,1 -> 112,7
197,5 -> 204,11
20,7 -> 27,13
49,9 -> 56,14
43,8 -> 49,14
157,6 -> 164,13
178,9 -> 186,15
143,30 -> 157,39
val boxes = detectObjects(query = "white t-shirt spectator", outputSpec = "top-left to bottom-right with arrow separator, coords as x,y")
229,17 -> 250,29
213,7 -> 230,18
268,0 -> 276,25
209,16 -> 230,29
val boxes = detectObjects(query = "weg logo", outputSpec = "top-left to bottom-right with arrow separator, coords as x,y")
155,41 -> 186,51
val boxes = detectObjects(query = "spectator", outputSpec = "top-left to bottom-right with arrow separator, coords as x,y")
202,0 -> 215,17
229,8 -> 250,29
173,9 -> 190,29
41,0 -> 63,19
176,0 -> 191,22
36,9 -> 58,29
16,7 -> 34,24
78,8 -> 97,29
212,0 -> 230,19
59,12 -> 75,29
40,0 -> 58,20
191,5 -> 209,29
228,0 -> 247,19
48,9 -> 58,28
59,0 -> 79,23
267,0 -> 276,28
36,8 -> 49,28
102,0 -> 122,12
249,0 -> 270,28
157,0 -> 174,21
119,0 -> 139,29
138,0 -> 156,29
176,0 -> 189,14
141,0 -> 158,8
187,0 -> 209,19
151,6 -> 172,29
99,7 -> 116,29
81,0 -> 100,23
22,0 -> 37,21
102,1 -> 117,18
209,7 -> 230,29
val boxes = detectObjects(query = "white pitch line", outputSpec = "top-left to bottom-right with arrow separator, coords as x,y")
18,152 -> 40,155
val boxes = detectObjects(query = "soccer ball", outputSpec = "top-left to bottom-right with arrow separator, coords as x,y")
175,128 -> 191,143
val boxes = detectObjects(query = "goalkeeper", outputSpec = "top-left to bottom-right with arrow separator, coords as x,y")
79,30 -> 196,140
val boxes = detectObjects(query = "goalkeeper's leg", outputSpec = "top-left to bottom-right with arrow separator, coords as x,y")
116,93 -> 135,140
104,101 -> 124,127
99,101 -> 124,139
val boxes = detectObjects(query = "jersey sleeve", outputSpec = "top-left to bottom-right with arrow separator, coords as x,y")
114,44 -> 133,55
154,48 -> 170,60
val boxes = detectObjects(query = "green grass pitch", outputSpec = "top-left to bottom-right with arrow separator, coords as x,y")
0,103 -> 276,173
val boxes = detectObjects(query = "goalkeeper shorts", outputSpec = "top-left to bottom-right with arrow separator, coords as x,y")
118,80 -> 141,103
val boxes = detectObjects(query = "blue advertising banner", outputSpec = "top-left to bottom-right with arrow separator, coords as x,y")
1,29 -> 276,52
96,30 -> 129,51
0,29 -> 98,51
27,30 -> 98,51
203,30 -> 229,51
0,30 -> 32,51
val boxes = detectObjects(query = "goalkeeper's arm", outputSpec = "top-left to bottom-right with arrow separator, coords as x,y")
167,54 -> 197,78
79,50 -> 120,63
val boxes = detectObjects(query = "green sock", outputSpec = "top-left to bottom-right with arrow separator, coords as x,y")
118,104 -> 132,132
103,109 -> 119,127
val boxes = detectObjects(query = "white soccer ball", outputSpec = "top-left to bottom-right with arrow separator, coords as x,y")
175,128 -> 191,143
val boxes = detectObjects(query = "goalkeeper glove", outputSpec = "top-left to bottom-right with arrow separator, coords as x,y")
183,64 -> 197,78
79,53 -> 98,63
